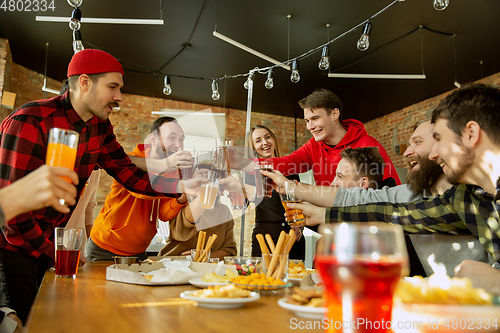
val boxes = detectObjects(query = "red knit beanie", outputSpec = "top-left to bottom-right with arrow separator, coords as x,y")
67,49 -> 124,77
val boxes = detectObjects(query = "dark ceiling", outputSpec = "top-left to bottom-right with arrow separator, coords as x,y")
1,0 -> 499,123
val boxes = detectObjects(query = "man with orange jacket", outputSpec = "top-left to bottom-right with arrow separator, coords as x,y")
86,117 -> 194,260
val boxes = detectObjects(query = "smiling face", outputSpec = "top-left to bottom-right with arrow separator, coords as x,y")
82,72 -> 123,121
151,121 -> 185,159
429,118 -> 474,184
303,107 -> 337,143
251,127 -> 276,158
403,121 -> 443,193
332,158 -> 365,189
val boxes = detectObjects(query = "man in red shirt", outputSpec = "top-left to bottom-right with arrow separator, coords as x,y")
271,88 -> 400,186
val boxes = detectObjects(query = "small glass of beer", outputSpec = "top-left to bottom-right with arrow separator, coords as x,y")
278,180 -> 305,225
55,227 -> 84,277
254,161 -> 273,198
199,170 -> 220,209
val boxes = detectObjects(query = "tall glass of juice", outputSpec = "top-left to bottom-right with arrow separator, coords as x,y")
316,223 -> 408,333
46,128 -> 79,183
54,227 -> 84,277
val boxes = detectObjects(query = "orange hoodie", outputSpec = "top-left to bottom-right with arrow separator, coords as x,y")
91,144 -> 186,255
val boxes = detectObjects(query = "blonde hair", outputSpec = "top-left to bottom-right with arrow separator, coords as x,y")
246,125 -> 281,158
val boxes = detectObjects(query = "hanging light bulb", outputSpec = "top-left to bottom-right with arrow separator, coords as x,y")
211,80 -> 220,100
72,30 -> 84,53
69,8 -> 81,31
433,0 -> 449,10
357,21 -> 372,51
244,71 -> 255,89
318,45 -> 330,71
265,69 -> 274,89
163,75 -> 172,95
290,59 -> 300,83
67,0 -> 82,8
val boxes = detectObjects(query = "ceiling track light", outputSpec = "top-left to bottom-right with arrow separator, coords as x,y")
357,21 -> 372,51
433,0 -> 449,10
211,80 -> 220,100
72,30 -> 84,53
265,69 -> 274,89
163,75 -> 172,95
35,16 -> 164,25
290,59 -> 300,83
67,0 -> 82,8
318,45 -> 330,71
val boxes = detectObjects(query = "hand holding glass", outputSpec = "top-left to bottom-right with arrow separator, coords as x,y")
316,223 -> 408,333
279,181 -> 305,225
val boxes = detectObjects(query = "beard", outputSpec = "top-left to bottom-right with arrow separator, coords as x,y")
444,145 -> 475,185
406,154 -> 444,194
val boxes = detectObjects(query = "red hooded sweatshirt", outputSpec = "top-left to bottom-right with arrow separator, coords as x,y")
268,119 -> 401,186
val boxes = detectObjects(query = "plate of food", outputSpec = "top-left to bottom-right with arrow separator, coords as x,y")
189,277 -> 228,288
231,281 -> 293,291
229,272 -> 292,290
288,261 -> 316,284
180,285 -> 260,309
393,275 -> 500,333
278,299 -> 325,319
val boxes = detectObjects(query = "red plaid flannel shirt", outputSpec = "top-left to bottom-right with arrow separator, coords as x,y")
0,92 -> 179,267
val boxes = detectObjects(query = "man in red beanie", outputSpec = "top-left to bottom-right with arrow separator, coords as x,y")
0,49 -> 199,325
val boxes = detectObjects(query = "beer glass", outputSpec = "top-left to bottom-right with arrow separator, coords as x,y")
212,138 -> 232,177
254,161 -> 273,198
177,147 -> 197,179
316,223 -> 409,333
278,181 -> 305,225
55,227 -> 84,277
229,170 -> 246,210
199,170 -> 220,209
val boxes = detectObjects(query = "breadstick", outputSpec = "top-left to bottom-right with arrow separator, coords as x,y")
194,231 -> 203,262
276,229 -> 296,279
265,234 -> 275,254
195,231 -> 207,262
198,234 -> 211,263
200,234 -> 218,263
255,234 -> 271,266
272,234 -> 290,279
266,231 -> 287,278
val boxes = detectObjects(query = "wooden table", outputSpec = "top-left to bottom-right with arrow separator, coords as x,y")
25,261 -> 324,333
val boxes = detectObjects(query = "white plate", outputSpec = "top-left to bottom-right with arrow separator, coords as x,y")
277,298 -> 326,319
393,302 -> 500,333
188,277 -> 228,288
180,290 -> 260,309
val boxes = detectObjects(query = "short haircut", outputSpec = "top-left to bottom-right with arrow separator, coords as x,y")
150,116 -> 178,134
431,83 -> 500,144
298,88 -> 342,117
413,117 -> 431,131
340,147 -> 385,189
68,73 -> 106,91
246,124 -> 281,158
59,79 -> 69,95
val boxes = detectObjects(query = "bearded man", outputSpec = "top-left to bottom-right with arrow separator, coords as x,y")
264,118 -> 492,276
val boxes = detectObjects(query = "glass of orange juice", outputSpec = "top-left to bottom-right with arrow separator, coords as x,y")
46,128 -> 79,184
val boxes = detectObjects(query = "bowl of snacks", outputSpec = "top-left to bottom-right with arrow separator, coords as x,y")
230,272 -> 292,291
112,256 -> 139,265
224,256 -> 262,276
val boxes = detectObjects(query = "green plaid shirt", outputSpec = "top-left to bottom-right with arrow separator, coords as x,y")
326,184 -> 500,263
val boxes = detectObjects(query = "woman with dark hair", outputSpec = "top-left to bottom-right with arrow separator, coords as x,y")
246,125 -> 305,260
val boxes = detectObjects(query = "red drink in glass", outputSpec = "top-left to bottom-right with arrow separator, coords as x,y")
55,249 -> 81,277
316,255 -> 403,333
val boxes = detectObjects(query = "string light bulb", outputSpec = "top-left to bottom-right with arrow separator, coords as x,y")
211,80 -> 220,100
69,7 -> 81,31
163,75 -> 172,95
67,0 -> 82,8
290,59 -> 300,83
72,30 -> 84,53
357,21 -> 372,51
265,69 -> 274,89
318,45 -> 330,71
244,71 -> 255,89
433,0 -> 449,10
